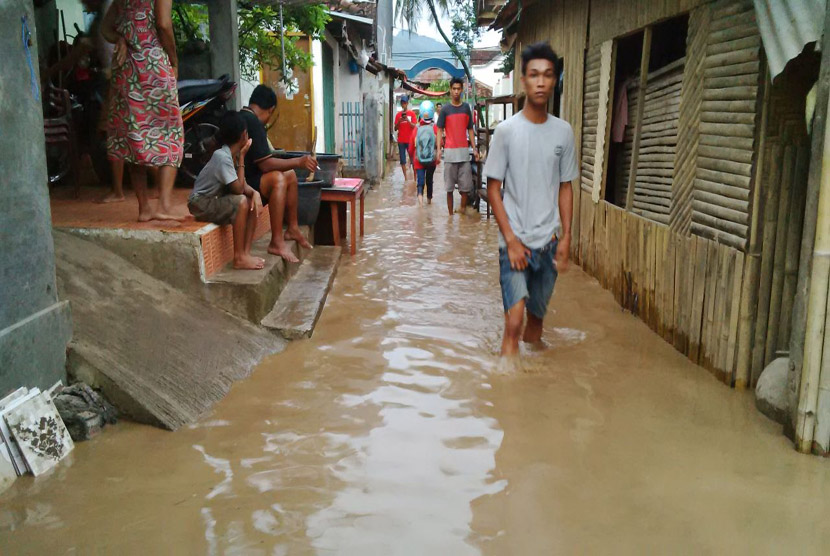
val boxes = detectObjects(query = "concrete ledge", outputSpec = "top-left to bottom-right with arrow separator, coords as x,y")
54,230 -> 286,430
261,246 -> 341,339
0,301 -> 72,395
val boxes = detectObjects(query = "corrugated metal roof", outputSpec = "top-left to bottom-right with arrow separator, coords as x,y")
753,0 -> 826,80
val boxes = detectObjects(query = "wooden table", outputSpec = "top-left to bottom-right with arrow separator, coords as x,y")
321,178 -> 365,255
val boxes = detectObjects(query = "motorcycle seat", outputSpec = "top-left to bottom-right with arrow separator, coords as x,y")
178,74 -> 230,106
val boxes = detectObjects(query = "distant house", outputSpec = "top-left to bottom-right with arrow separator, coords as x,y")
260,1 -> 391,183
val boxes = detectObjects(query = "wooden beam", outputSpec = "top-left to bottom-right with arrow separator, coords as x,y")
626,26 -> 653,211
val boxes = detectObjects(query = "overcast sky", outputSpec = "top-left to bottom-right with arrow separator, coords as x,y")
392,0 -> 502,49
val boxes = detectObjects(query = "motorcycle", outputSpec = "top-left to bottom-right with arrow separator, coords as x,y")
46,68 -> 237,188
177,74 -> 238,185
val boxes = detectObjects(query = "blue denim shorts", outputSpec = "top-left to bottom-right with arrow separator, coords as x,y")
498,239 -> 558,318
398,142 -> 410,165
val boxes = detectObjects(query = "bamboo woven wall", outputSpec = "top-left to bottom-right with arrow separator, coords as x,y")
743,53 -> 817,384
630,58 -> 684,223
691,0 -> 762,250
581,46 -> 602,194
580,202 -> 746,384
588,0 -> 711,47
670,5 -> 710,235
613,82 -> 638,207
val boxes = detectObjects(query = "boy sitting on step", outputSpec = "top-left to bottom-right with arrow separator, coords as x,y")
188,111 -> 265,270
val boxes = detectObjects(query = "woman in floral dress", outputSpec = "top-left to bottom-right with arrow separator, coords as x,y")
103,0 -> 183,221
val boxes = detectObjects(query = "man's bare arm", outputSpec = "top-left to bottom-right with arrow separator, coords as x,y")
256,155 -> 315,174
488,177 -> 530,270
559,181 -> 573,238
468,128 -> 479,160
556,181 -> 574,271
154,0 -> 178,72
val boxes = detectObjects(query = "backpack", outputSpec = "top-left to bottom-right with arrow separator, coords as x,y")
415,124 -> 436,165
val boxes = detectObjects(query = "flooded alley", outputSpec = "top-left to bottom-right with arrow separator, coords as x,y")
2,170 -> 830,554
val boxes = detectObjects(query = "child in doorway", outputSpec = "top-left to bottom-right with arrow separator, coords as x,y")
408,101 -> 439,206
188,111 -> 265,270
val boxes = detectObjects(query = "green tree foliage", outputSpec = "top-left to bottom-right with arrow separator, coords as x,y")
395,0 -> 474,83
172,2 -> 330,82
499,45 -> 515,75
429,78 -> 450,93
449,0 -> 480,63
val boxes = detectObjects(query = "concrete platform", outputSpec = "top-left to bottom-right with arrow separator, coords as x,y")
51,186 -> 315,323
53,230 -> 286,430
261,246 -> 342,339
204,236 -> 305,322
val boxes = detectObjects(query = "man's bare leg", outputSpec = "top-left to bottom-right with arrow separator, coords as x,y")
99,159 -> 125,203
447,192 -> 454,216
460,192 -> 469,211
401,162 -> 408,180
155,165 -> 184,221
501,299 -> 526,356
260,172 -> 299,263
282,170 -> 313,249
232,196 -> 265,269
523,312 -> 544,344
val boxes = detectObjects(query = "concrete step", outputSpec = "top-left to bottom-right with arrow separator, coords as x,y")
203,236 -> 305,323
53,231 -> 286,431
60,224 -> 312,326
261,246 -> 342,339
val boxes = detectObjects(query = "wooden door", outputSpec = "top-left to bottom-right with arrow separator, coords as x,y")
262,35 -> 313,152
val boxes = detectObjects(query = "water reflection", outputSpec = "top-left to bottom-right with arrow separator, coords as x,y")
3,168 -> 830,554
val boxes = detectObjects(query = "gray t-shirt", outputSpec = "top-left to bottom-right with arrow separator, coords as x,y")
483,112 -> 580,249
190,145 -> 238,200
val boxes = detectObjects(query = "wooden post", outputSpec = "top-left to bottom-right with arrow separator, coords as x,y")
735,63 -> 771,390
795,89 -> 830,453
625,26 -> 653,211
789,5 -> 830,439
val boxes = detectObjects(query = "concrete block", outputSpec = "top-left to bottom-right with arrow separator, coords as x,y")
54,231 -> 286,430
755,357 -> 790,425
262,246 -> 341,339
205,237 -> 302,322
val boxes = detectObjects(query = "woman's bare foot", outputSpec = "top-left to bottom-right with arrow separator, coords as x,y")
268,244 -> 300,263
138,210 -> 154,222
233,255 -> 266,270
285,228 -> 313,250
153,212 -> 186,222
97,192 -> 126,204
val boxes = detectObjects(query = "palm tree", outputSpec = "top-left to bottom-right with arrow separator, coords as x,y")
395,0 -> 475,83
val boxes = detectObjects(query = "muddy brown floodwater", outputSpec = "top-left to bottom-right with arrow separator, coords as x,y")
3,168 -> 830,554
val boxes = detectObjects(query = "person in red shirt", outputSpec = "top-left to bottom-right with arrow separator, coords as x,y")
394,95 -> 417,180
408,100 -> 439,206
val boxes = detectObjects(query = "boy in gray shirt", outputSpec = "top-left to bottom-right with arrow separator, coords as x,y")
483,42 -> 580,356
189,111 -> 265,270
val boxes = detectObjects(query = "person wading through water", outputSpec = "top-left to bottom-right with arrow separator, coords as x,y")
394,95 -> 417,180
437,77 -> 479,216
484,42 -> 579,356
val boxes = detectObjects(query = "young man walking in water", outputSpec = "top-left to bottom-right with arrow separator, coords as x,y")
437,77 -> 479,215
484,42 -> 579,356
394,95 -> 417,180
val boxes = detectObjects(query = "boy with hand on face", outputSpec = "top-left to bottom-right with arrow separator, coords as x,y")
484,42 -> 579,357
188,111 -> 265,270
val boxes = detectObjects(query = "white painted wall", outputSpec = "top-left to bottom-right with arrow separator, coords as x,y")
311,39 -> 326,153
56,0 -> 88,37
